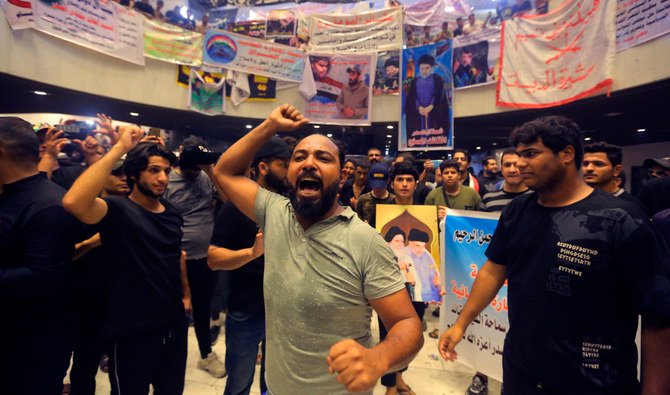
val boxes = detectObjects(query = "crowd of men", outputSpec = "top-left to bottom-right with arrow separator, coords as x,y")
1,107 -> 669,395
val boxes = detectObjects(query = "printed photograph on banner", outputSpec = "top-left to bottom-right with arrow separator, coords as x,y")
441,209 -> 505,381
401,41 -> 454,151
373,51 -> 401,96
376,205 -> 443,304
188,69 -> 225,115
266,9 -> 296,38
229,20 -> 266,39
453,27 -> 501,89
306,53 -> 375,126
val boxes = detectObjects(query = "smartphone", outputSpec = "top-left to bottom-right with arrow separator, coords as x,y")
148,128 -> 162,138
54,124 -> 89,141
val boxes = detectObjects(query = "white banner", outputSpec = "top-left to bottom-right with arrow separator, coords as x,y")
309,7 -> 402,52
497,0 -> 615,108
453,26 -> 501,90
616,0 -> 670,52
1,0 -> 34,29
31,0 -> 145,66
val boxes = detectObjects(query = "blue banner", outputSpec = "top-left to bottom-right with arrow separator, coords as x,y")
440,209 -> 506,381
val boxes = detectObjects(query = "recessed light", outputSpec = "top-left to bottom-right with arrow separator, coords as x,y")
34,90 -> 47,96
637,128 -> 646,132
387,125 -> 394,129
314,125 -> 321,129
245,124 -> 252,129
584,137 -> 592,141
476,146 -> 481,150
386,134 -> 392,138
492,142 -> 497,146
604,112 -> 623,117
326,133 -> 333,137
130,112 -> 139,117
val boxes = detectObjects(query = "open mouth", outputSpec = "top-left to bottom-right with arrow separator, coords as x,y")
297,177 -> 322,198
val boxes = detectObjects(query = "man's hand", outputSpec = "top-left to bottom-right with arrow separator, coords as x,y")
438,325 -> 464,361
117,125 -> 145,153
43,127 -> 68,158
267,104 -> 309,132
342,107 -> 355,118
182,296 -> 193,315
251,231 -> 264,259
95,113 -> 118,144
438,206 -> 447,220
423,160 -> 435,174
73,136 -> 101,157
350,196 -> 358,209
326,339 -> 386,393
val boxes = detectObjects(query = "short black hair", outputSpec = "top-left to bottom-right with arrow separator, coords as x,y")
439,159 -> 460,172
482,156 -> 497,167
418,54 -> 435,67
583,142 -> 622,167
500,147 -> 518,164
509,115 -> 583,169
124,142 -> 177,187
181,135 -> 207,149
356,159 -> 371,170
390,161 -> 419,181
453,148 -> 471,163
0,117 -> 40,165
368,147 -> 382,155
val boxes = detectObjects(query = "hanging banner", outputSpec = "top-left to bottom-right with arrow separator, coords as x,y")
440,209 -> 505,382
400,41 -> 453,151
188,68 -> 225,115
373,50 -> 400,95
266,9 -> 296,38
497,0 -> 616,109
309,7 -> 402,52
1,0 -> 34,29
376,205 -> 443,303
229,20 -> 266,39
202,29 -> 304,82
453,27 -> 501,89
404,0 -> 468,27
31,0 -> 145,66
208,7 -> 238,30
226,73 -> 277,101
303,52 -> 376,126
144,17 -> 203,66
615,0 -> 670,52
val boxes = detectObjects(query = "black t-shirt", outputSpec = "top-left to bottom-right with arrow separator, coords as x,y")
210,201 -> 265,314
339,178 -> 371,209
477,174 -> 502,197
98,196 -> 184,339
638,177 -> 670,216
486,190 -> 670,394
51,164 -> 86,191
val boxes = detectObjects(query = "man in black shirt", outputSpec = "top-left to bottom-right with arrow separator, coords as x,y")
477,155 -> 502,197
439,116 -> 670,395
208,136 -> 292,395
339,159 -> 371,209
63,128 -> 189,395
0,117 -> 79,394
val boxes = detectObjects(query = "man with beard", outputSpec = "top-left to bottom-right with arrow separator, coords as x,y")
439,116 -> 670,395
454,48 -> 486,88
212,104 -> 423,395
165,136 -> 226,378
63,130 -> 191,395
208,136 -> 292,395
477,155 -> 502,197
336,65 -> 369,120
404,54 -> 449,136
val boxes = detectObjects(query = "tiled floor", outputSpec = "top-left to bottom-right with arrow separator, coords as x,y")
80,311 -> 501,394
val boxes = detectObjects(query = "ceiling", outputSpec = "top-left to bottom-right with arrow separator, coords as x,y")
1,72 -> 669,158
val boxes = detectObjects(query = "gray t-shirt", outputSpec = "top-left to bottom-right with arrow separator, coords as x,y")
164,170 -> 215,259
254,187 -> 405,395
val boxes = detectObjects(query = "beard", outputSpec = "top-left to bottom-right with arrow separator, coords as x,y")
135,179 -> 164,198
288,171 -> 339,220
265,168 -> 289,194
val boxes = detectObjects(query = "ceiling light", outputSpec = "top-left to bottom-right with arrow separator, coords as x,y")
476,146 -> 481,150
34,90 -> 47,96
492,142 -> 497,146
245,124 -> 252,129
386,134 -> 392,138
313,125 -> 320,129
387,125 -> 394,129
326,133 -> 333,137
604,112 -> 623,117
637,128 -> 646,132
584,137 -> 591,141
130,112 -> 139,117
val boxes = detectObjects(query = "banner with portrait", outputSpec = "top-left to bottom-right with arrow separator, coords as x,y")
1,0 -> 34,29
143,17 -> 203,66
266,9 -> 296,38
400,41 -> 454,151
303,52 -> 376,126
440,209 -> 506,381
453,27 -> 501,90
373,50 -> 401,95
615,0 -> 670,52
207,7 -> 238,30
376,205 -> 442,304
228,20 -> 266,39
497,0 -> 616,108
309,7 -> 403,52
31,0 -> 145,66
188,68 -> 225,115
202,29 -> 305,82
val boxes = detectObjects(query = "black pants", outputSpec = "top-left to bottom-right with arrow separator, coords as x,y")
107,317 -> 188,395
186,257 -> 216,358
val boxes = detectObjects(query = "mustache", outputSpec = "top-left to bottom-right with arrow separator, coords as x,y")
296,171 -> 323,185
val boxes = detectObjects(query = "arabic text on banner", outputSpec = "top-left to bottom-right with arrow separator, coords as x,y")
497,0 -> 615,109
1,0 -> 34,29
309,7 -> 402,52
31,0 -> 145,66
400,41 -> 453,151
143,17 -> 203,66
440,209 -> 505,382
615,0 -> 670,52
304,52 -> 376,126
453,27 -> 501,90
202,29 -> 304,82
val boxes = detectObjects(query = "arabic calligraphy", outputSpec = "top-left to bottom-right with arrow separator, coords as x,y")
453,229 -> 493,245
309,8 -> 402,51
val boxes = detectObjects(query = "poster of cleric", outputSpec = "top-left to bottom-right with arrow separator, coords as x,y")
400,41 -> 454,151
304,53 -> 376,126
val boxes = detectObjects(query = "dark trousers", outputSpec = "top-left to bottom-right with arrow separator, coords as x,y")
380,295 -> 424,387
107,317 -> 188,395
186,257 -> 216,358
210,270 -> 231,319
223,311 -> 267,395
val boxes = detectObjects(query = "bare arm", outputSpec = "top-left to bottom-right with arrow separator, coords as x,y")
212,104 -> 308,221
37,127 -> 67,179
208,231 -> 263,270
439,260 -> 507,361
72,233 -> 102,261
62,126 -> 143,224
641,318 -> 670,395
180,250 -> 192,314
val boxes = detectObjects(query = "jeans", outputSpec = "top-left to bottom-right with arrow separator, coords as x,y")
210,270 -> 231,319
223,311 -> 266,395
186,258 -> 216,358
